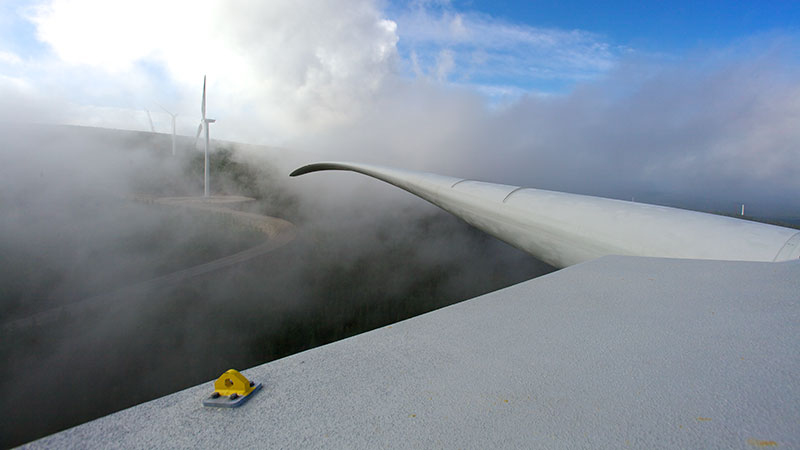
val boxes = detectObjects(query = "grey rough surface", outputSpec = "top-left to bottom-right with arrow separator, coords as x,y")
26,256 -> 800,449
201,383 -> 262,408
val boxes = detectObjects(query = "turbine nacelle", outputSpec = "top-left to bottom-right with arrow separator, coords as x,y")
194,119 -> 216,147
159,104 -> 179,121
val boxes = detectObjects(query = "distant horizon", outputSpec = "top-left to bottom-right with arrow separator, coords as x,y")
4,121 -> 797,226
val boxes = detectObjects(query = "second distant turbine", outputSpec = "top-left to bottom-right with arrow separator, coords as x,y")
160,105 -> 178,156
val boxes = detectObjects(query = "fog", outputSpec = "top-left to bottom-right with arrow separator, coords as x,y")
0,124 -> 551,447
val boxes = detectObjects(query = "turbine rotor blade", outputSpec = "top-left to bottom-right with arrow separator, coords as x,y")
201,75 -> 207,119
145,109 -> 155,132
290,162 -> 800,267
194,122 -> 203,146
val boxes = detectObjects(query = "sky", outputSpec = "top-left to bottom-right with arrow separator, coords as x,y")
1,0 -> 799,215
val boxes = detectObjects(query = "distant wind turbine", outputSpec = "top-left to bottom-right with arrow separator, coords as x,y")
194,75 -> 216,197
160,105 -> 178,156
145,109 -> 156,133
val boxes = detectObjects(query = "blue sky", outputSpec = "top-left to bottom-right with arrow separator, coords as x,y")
458,0 -> 800,48
388,0 -> 800,93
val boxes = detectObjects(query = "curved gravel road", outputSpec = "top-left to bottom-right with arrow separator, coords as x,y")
2,196 -> 296,334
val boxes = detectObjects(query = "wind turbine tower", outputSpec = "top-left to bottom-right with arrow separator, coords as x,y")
194,75 -> 216,197
161,106 -> 178,156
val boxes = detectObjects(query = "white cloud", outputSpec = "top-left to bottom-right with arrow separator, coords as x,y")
6,0 -> 620,140
292,36 -> 800,217
20,0 -> 400,143
3,0 -> 799,218
434,49 -> 454,81
392,3 -> 619,91
0,50 -> 22,65
30,0 -> 198,72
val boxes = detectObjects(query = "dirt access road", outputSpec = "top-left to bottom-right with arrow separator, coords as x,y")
1,196 -> 296,334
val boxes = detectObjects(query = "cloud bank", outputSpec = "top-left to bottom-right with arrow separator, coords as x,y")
10,0 -> 397,142
391,2 -> 619,95
0,0 -> 798,217
292,35 -> 800,218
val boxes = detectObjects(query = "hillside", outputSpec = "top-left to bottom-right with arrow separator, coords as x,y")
0,123 -> 551,447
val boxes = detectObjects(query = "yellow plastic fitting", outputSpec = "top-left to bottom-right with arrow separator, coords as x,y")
213,369 -> 256,398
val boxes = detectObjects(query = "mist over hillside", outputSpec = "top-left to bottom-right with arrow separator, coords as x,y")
0,124 -> 551,447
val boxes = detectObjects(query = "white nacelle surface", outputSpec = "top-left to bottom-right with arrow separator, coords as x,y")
29,256 -> 800,449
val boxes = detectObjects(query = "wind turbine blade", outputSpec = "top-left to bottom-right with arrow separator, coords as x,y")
145,109 -> 155,132
290,162 -> 800,267
201,75 -> 207,119
194,122 -> 203,147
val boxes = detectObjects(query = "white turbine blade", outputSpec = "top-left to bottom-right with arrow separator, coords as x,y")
291,162 -> 800,267
145,109 -> 155,132
194,122 -> 203,146
201,75 -> 207,119
158,103 -> 173,117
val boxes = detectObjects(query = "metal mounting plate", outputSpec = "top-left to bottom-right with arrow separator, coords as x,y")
202,383 -> 262,408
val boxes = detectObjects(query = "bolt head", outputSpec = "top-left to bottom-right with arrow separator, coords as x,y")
229,393 -> 238,400
211,392 -> 220,399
